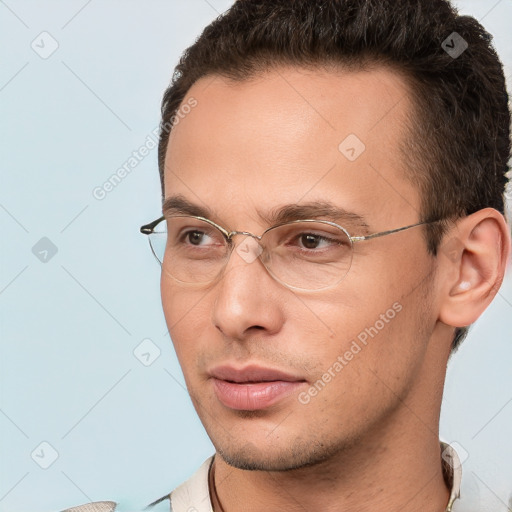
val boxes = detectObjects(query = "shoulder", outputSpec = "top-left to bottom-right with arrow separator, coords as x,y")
57,502 -> 117,512
58,455 -> 215,512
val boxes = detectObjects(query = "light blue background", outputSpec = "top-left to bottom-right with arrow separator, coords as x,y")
1,1 -> 511,511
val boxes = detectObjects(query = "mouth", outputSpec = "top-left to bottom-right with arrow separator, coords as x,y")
209,364 -> 307,411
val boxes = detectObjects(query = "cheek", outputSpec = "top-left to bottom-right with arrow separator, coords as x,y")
160,271 -> 176,327
160,272 -> 209,363
302,265 -> 429,388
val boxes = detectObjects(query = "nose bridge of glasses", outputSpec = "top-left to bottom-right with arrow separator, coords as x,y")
227,230 -> 263,245
224,230 -> 268,269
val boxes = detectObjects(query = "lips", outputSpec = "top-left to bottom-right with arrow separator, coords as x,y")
209,364 -> 306,411
210,365 -> 304,383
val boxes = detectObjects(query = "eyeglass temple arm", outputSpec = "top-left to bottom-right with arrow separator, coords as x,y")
140,216 -> 165,235
350,220 -> 436,242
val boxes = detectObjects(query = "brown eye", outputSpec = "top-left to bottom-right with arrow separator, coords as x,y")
186,231 -> 206,246
300,234 -> 323,249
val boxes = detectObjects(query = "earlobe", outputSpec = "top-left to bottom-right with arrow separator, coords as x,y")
438,208 -> 511,328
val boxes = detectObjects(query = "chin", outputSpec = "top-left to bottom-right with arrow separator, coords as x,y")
213,434 -> 348,472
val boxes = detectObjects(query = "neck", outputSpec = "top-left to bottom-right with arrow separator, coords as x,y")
211,417 -> 450,512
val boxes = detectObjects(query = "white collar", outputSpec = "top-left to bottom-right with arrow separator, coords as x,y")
170,456 -> 214,512
441,441 -> 462,511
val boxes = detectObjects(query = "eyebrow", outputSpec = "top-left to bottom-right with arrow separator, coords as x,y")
162,194 -> 370,232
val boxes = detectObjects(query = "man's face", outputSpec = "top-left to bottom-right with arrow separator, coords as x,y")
161,66 -> 441,471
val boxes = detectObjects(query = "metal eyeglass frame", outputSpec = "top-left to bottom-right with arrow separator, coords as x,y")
140,215 -> 437,289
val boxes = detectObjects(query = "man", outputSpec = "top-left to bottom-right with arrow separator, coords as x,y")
62,0 -> 511,510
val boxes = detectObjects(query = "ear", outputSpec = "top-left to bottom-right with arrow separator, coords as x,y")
438,208 -> 511,328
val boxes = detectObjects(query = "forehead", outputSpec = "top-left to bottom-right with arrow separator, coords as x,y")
164,65 -> 420,229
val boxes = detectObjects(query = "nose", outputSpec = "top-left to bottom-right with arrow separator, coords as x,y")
211,234 -> 285,341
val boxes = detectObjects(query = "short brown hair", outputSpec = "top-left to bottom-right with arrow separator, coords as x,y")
157,0 -> 511,351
